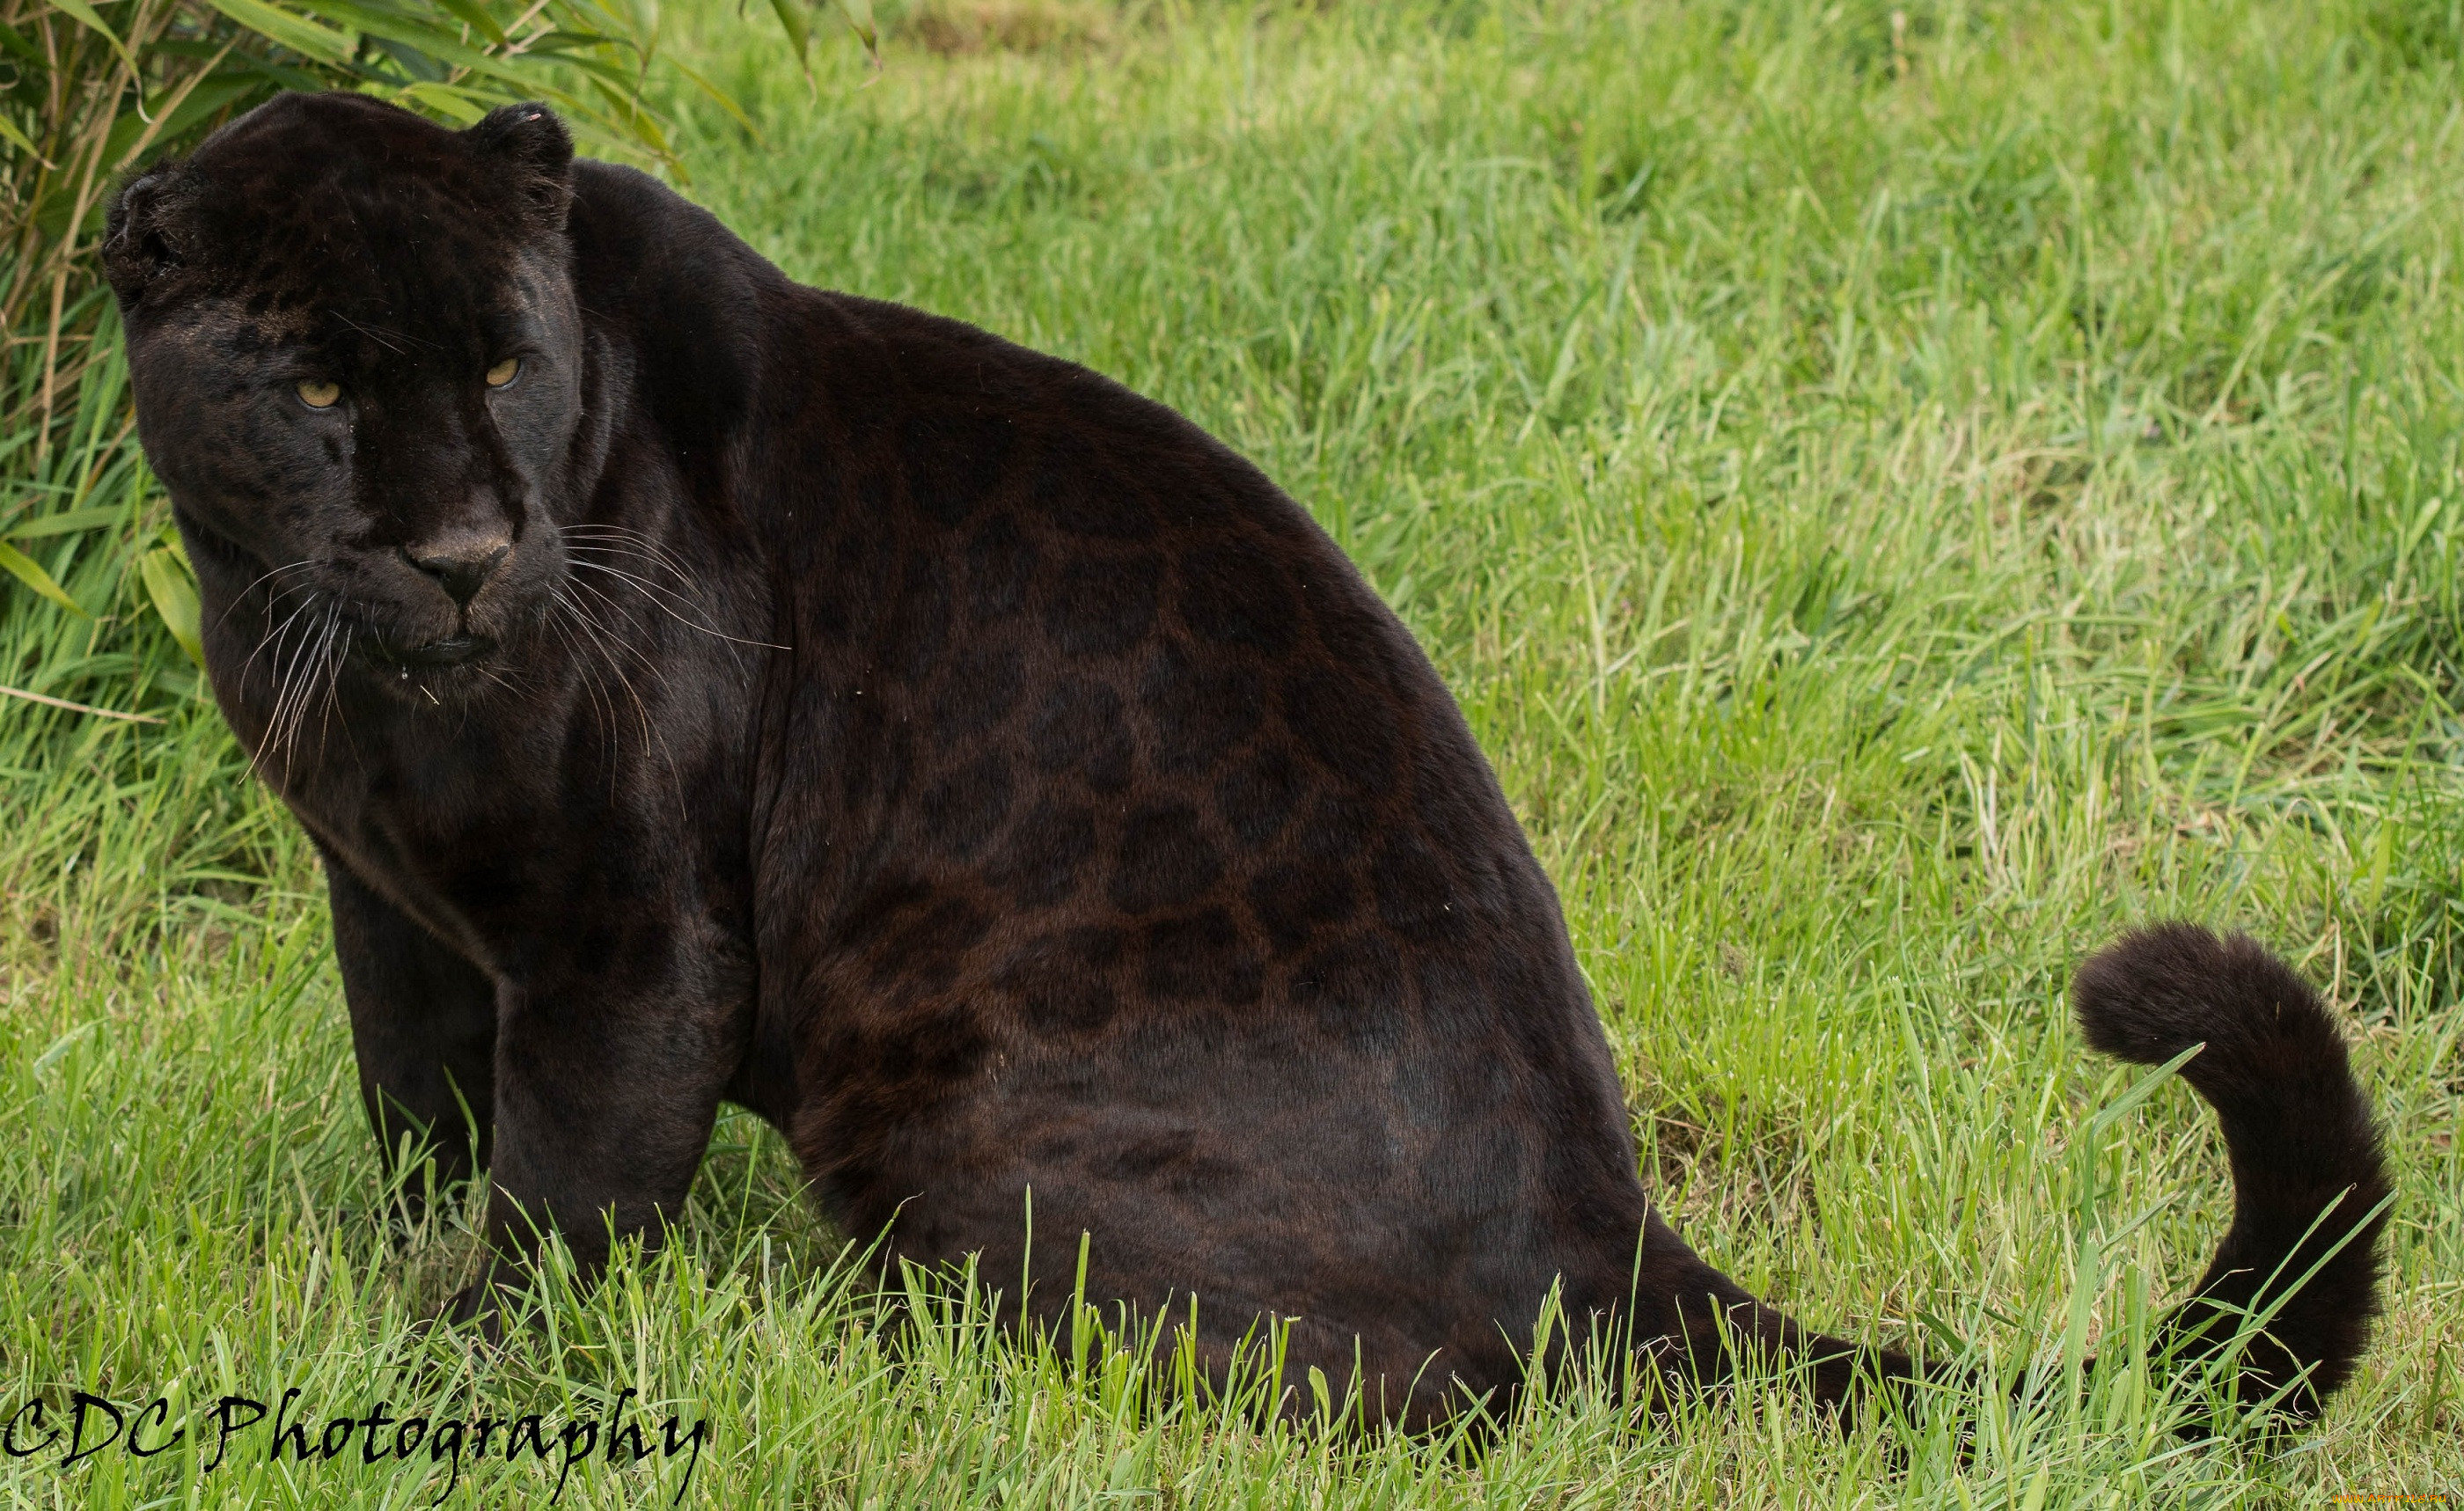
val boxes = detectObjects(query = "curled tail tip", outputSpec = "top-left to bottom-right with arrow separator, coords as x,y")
2074,922 -> 2388,1419
2071,921 -> 2336,1070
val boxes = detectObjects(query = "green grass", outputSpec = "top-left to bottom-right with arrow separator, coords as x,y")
5,0 -> 2463,1502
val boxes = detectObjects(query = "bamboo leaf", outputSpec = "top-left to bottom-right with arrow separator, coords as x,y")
0,20 -> 42,64
587,77 -> 670,155
764,0 -> 812,72
310,0 -> 617,100
0,113 -> 51,167
151,73 -> 273,145
430,0 -> 509,46
207,0 -> 359,61
45,0 -> 141,76
140,546 -> 207,669
525,30 -> 627,56
671,59 -> 757,136
839,0 -> 877,62
166,39 -> 332,90
390,81 -> 491,124
101,75 -> 270,175
0,542 -> 90,619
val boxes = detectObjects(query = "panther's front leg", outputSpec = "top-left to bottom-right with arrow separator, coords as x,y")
326,857 -> 497,1214
443,949 -> 745,1329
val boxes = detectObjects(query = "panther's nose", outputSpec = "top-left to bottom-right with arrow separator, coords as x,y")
403,532 -> 511,607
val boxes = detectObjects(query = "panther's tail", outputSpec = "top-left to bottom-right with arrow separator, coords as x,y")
2070,923 -> 2390,1417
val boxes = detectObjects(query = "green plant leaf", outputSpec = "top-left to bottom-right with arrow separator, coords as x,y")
764,0 -> 812,73
140,546 -> 206,669
311,0 -> 630,107
204,0 -> 358,63
45,0 -> 141,76
0,19 -> 43,65
3,506 -> 122,540
388,81 -> 490,124
671,58 -> 757,136
0,541 -> 89,619
0,113 -> 49,167
839,0 -> 877,60
100,75 -> 271,176
430,0 -> 509,47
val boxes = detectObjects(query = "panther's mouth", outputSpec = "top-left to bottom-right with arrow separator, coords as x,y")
381,634 -> 497,671
405,634 -> 495,668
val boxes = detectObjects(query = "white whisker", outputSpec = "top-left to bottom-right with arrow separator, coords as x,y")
554,572 -> 688,819
554,524 -> 789,652
216,558 -> 322,635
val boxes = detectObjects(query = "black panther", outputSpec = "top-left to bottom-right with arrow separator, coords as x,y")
103,92 -> 2387,1426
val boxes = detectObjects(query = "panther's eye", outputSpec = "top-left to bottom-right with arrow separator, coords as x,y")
485,356 -> 521,388
296,378 -> 341,409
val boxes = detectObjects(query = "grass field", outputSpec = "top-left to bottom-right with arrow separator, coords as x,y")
4,0 -> 2463,1503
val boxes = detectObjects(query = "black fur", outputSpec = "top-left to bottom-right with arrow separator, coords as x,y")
2072,923 -> 2389,1415
105,93 -> 2387,1429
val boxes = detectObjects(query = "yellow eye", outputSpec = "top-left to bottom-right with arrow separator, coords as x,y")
296,378 -> 341,409
485,356 -> 521,387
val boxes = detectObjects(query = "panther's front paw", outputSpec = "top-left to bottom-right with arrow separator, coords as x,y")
436,1267 -> 518,1344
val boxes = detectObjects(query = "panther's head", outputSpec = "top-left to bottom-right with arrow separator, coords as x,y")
106,92 -> 588,689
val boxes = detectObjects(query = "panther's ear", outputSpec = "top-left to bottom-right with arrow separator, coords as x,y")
465,102 -> 574,229
103,164 -> 199,308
